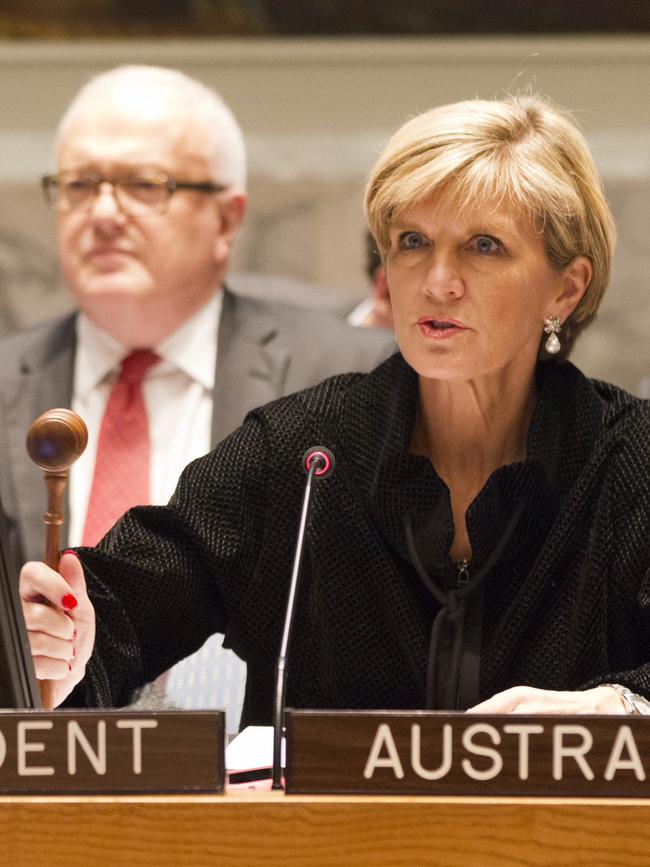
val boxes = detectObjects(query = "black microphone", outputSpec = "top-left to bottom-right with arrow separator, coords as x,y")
272,445 -> 335,789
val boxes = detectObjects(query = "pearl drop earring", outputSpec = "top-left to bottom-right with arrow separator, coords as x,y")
543,316 -> 562,355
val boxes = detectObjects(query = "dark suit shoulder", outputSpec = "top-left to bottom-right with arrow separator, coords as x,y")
242,297 -> 394,391
233,292 -> 387,339
590,375 -> 650,430
591,378 -> 650,493
248,350 -> 402,432
0,313 -> 76,379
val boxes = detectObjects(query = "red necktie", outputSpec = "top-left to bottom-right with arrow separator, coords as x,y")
82,350 -> 160,547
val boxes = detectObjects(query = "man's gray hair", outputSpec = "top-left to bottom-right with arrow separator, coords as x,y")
56,64 -> 247,188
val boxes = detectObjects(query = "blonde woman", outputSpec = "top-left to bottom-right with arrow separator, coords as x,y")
22,96 -> 650,722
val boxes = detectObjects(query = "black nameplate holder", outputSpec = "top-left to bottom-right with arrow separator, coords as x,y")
0,709 -> 224,794
286,709 -> 650,797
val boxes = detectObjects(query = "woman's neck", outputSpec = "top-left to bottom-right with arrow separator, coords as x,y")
411,367 -> 537,562
414,367 -> 537,482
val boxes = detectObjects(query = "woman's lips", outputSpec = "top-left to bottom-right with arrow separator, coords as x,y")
417,317 -> 467,340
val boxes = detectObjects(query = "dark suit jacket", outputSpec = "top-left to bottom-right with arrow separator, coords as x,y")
73,355 -> 650,723
0,288 -> 392,567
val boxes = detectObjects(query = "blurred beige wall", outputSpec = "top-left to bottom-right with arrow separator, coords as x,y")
0,36 -> 649,390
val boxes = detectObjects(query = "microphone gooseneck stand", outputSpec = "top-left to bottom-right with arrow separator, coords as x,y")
271,447 -> 335,790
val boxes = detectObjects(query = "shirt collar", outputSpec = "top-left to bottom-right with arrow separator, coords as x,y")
74,291 -> 222,398
74,315 -> 125,398
155,291 -> 221,391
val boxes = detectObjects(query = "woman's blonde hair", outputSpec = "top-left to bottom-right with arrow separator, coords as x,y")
365,95 -> 616,359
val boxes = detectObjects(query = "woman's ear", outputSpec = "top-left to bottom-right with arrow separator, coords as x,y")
549,255 -> 592,321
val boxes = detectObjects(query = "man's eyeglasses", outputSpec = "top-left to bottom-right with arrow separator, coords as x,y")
41,171 -> 227,216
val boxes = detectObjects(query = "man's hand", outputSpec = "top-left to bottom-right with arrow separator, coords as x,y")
20,550 -> 95,707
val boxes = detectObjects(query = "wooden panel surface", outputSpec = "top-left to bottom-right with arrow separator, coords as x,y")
2,792 -> 650,866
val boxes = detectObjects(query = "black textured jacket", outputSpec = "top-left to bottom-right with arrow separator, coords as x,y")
74,354 -> 650,727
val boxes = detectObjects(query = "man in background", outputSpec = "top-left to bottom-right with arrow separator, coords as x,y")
0,65 -> 389,724
347,230 -> 393,331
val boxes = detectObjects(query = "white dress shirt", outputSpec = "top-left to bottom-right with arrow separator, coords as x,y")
346,296 -> 375,327
68,292 -> 222,546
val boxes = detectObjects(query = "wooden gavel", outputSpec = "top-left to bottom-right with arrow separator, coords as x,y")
26,409 -> 88,710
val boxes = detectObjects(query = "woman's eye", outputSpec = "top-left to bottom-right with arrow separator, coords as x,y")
473,235 -> 501,255
398,231 -> 426,251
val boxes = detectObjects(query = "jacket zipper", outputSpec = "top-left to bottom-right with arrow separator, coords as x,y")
456,558 -> 470,587
453,559 -> 471,709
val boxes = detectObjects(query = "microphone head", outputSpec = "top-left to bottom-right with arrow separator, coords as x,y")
302,446 -> 335,479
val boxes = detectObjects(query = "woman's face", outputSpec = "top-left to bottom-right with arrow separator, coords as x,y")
385,192 -> 587,384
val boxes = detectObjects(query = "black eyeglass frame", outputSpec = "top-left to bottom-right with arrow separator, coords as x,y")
40,171 -> 227,215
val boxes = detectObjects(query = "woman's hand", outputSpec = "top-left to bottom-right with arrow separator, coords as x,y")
467,685 -> 626,715
19,551 -> 95,708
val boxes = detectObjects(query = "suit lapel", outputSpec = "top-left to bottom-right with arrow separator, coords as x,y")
211,290 -> 290,447
4,316 -> 76,563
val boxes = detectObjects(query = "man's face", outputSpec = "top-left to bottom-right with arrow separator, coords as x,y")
56,98 -> 244,330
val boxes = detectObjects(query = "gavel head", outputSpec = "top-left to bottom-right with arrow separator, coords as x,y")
26,409 -> 88,473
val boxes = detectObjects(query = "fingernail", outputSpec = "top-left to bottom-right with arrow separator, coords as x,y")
61,593 -> 78,611
68,662 -> 72,672
72,628 -> 77,641
62,549 -> 80,560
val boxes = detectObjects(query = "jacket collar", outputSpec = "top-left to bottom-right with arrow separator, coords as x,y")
3,314 -> 77,562
340,354 -> 607,571
211,288 -> 291,446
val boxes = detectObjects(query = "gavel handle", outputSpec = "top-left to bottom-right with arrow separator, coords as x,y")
39,470 -> 69,710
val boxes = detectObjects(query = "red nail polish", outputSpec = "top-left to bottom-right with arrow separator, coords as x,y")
68,662 -> 72,672
61,593 -> 78,611
62,549 -> 80,560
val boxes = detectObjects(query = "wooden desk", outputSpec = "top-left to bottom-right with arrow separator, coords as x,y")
2,791 -> 649,866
